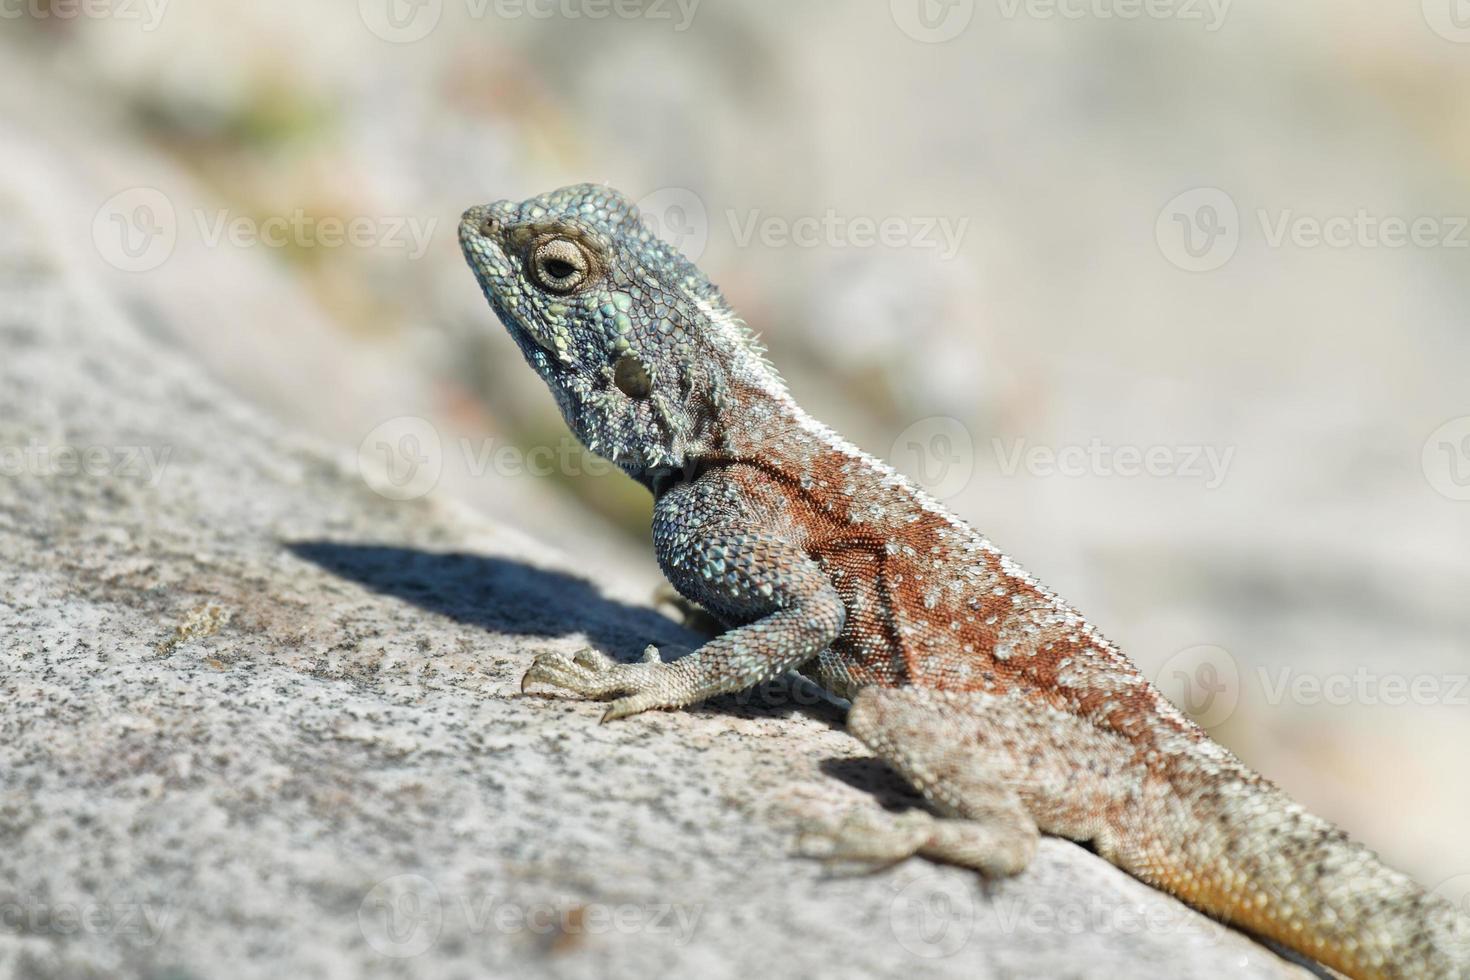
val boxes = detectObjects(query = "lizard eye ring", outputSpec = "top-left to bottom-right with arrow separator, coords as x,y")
530,237 -> 592,293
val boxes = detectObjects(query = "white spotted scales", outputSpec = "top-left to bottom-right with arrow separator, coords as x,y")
458,183 -> 1469,979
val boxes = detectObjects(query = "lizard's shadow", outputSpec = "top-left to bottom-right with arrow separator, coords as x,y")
285,539 -> 844,724
818,756 -> 929,812
286,540 -> 686,661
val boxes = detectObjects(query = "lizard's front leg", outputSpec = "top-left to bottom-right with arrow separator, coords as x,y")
521,468 -> 845,722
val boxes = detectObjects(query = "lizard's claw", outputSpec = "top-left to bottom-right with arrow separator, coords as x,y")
520,646 -> 627,696
519,645 -> 670,721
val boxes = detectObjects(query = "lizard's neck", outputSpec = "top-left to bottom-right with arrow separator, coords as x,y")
639,378 -> 821,497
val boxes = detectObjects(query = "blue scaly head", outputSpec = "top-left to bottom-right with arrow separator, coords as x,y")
458,183 -> 784,489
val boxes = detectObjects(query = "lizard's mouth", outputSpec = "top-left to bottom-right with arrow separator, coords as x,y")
459,206 -> 535,344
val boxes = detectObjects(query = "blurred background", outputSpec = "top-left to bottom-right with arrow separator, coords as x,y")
3,0 -> 1467,893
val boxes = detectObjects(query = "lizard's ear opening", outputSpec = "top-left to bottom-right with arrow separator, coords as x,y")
613,352 -> 653,399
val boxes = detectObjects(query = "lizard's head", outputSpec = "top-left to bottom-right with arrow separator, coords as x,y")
459,183 -> 782,485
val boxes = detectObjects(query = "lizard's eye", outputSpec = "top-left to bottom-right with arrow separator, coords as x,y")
613,352 -> 653,399
530,237 -> 590,293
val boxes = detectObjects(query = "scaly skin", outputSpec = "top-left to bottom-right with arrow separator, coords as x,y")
458,184 -> 1469,979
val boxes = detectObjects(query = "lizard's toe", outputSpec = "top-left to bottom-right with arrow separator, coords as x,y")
796,808 -> 935,868
571,646 -> 617,670
599,691 -> 664,723
520,647 -> 677,715
521,648 -> 621,697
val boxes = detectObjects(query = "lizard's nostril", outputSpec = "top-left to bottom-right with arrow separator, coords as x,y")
461,207 -> 499,238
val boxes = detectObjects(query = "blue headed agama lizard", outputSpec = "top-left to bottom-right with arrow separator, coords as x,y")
458,183 -> 1469,979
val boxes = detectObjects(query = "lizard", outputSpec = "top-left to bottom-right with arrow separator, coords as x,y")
457,183 -> 1469,979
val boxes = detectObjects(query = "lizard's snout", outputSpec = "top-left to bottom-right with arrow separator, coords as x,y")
459,205 -> 497,238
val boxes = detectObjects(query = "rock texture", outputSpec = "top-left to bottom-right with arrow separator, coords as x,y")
0,174 -> 1322,980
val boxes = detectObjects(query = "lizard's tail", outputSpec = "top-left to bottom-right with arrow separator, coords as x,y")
848,687 -> 1468,980
1110,761 -> 1470,980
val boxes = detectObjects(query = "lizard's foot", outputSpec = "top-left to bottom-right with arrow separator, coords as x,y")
520,645 -> 677,722
797,808 -> 938,870
798,806 -> 1036,877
